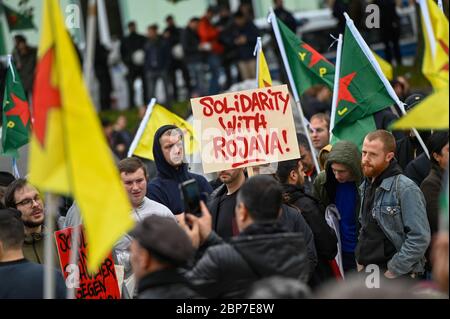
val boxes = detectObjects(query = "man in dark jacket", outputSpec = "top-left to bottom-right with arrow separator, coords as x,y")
420,131 -> 449,275
313,140 -> 362,273
130,215 -> 199,299
277,158 -> 338,286
0,208 -> 66,299
147,125 -> 213,215
405,152 -> 431,186
181,17 -> 205,97
273,0 -> 297,32
120,21 -> 147,107
208,168 -> 317,273
182,175 -> 310,298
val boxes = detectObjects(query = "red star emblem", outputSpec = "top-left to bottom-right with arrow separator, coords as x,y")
337,72 -> 357,105
32,48 -> 61,146
301,43 -> 333,68
438,39 -> 449,72
5,94 -> 30,127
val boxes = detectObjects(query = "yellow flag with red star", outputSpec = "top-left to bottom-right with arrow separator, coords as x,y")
29,0 -> 133,271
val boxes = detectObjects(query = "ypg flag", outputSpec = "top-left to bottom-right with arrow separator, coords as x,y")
29,0 -> 133,271
256,44 -> 273,88
332,15 -> 396,150
1,58 -> 31,157
419,0 -> 449,90
276,17 -> 335,95
1,3 -> 35,30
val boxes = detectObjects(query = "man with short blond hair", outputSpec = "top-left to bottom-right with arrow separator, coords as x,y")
309,113 -> 330,153
356,130 -> 430,279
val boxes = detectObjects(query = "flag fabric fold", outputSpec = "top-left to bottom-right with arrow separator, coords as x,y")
275,17 -> 335,95
132,104 -> 198,161
419,0 -> 449,90
331,15 -> 397,150
1,2 -> 35,30
29,0 -> 133,271
391,86 -> 449,130
1,57 -> 31,157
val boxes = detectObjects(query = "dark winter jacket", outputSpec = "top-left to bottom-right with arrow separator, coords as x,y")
396,132 -> 431,171
186,222 -> 309,298
0,259 -> 66,299
147,125 -> 213,214
406,152 -> 431,186
137,268 -> 200,299
282,184 -> 337,260
181,27 -> 203,63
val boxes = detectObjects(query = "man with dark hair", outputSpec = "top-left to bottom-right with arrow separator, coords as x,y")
120,21 -> 147,107
147,125 -> 212,215
12,34 -> 37,99
130,215 -> 198,299
356,130 -> 430,278
297,133 -> 317,195
208,168 -> 246,241
273,0 -> 297,32
277,159 -> 338,285
313,140 -> 362,273
0,208 -> 66,299
182,175 -> 310,298
0,171 -> 16,206
420,131 -> 449,276
4,179 -> 58,265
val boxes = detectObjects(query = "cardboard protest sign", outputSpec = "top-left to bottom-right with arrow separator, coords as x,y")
191,85 -> 300,173
54,226 -> 121,299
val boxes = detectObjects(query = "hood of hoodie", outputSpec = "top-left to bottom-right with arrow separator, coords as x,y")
230,223 -> 309,282
153,125 -> 191,182
326,140 -> 363,184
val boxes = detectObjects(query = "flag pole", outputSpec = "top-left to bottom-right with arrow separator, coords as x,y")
268,7 -> 321,173
44,193 -> 57,299
83,0 -> 97,88
127,98 -> 157,157
329,33 -> 343,136
418,0 -> 437,57
97,0 -> 111,49
343,13 -> 430,159
437,0 -> 444,11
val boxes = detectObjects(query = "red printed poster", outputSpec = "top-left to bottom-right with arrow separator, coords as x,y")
54,226 -> 121,299
190,85 -> 300,173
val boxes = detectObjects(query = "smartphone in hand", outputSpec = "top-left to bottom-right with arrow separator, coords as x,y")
179,179 -> 202,217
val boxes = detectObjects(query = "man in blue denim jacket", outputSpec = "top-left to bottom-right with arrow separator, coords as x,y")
355,130 -> 431,278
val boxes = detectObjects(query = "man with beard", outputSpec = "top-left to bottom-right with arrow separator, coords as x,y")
4,179 -> 59,265
208,168 -> 246,241
356,130 -> 430,279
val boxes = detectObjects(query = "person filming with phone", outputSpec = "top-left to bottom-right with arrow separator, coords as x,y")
179,175 -> 310,298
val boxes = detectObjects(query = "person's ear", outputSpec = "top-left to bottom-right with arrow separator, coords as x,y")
386,151 -> 395,162
432,152 -> 440,163
289,169 -> 297,182
235,202 -> 247,223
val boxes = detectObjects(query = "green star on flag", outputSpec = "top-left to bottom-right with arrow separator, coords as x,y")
1,58 -> 31,157
276,17 -> 335,95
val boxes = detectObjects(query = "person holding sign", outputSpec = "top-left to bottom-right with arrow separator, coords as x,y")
147,125 -> 213,215
0,208 -> 66,299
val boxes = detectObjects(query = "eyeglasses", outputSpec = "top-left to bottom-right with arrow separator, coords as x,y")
15,194 -> 42,207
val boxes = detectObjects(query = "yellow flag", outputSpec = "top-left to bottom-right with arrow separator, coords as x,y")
373,52 -> 393,81
420,0 -> 449,90
257,48 -> 273,88
391,86 -> 449,130
133,104 -> 198,160
29,0 -> 133,271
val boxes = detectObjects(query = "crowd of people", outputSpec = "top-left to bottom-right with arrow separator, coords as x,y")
0,0 -> 448,301
0,120 -> 448,299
